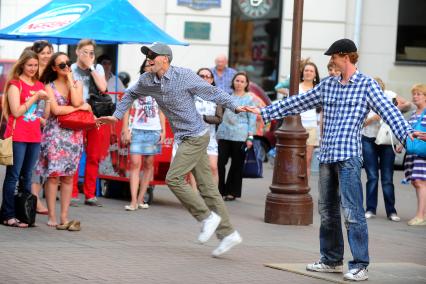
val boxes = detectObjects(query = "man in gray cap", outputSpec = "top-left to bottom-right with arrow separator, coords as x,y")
242,38 -> 417,281
97,42 -> 243,257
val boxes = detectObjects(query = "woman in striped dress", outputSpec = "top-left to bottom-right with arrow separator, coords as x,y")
403,83 -> 426,226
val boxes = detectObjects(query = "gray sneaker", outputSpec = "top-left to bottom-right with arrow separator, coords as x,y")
306,261 -> 343,273
84,197 -> 103,207
344,268 -> 368,281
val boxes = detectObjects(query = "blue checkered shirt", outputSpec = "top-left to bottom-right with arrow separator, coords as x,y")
114,66 -> 239,142
211,67 -> 237,95
261,71 -> 414,163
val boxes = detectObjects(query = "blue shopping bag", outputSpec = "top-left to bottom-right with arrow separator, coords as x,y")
242,139 -> 263,178
406,110 -> 426,157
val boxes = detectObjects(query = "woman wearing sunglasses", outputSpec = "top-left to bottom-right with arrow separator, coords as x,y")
37,52 -> 91,230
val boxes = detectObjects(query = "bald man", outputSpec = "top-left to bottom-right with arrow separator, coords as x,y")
211,54 -> 237,95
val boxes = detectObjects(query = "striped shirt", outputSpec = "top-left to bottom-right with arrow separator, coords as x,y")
261,70 -> 413,163
113,66 -> 239,142
404,110 -> 426,181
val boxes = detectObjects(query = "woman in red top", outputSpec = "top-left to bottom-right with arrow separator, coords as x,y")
1,50 -> 48,228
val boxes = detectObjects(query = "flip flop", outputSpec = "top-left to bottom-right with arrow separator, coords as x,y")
3,218 -> 28,228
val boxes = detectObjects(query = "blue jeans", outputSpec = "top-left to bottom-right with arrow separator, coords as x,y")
319,157 -> 369,270
1,142 -> 40,221
362,136 -> 396,217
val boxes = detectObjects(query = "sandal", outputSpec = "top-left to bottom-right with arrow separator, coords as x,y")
68,220 -> 81,231
3,218 -> 28,228
125,205 -> 138,211
56,220 -> 74,230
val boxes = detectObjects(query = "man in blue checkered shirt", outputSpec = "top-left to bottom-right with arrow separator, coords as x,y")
243,39 -> 416,281
98,42 -> 244,258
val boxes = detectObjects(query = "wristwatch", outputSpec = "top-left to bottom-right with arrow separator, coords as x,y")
89,65 -> 96,72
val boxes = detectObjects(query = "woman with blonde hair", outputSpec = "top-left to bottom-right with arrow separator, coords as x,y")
402,83 -> 426,226
0,50 -> 49,228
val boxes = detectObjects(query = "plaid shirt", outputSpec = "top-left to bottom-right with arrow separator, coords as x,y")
114,66 -> 239,142
261,70 -> 413,163
211,66 -> 237,95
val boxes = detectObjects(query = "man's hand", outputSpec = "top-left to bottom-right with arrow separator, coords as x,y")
412,131 -> 426,141
239,106 -> 261,114
96,116 -> 118,126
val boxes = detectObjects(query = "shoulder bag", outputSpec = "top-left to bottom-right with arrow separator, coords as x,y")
375,120 -> 396,146
0,81 -> 21,166
0,118 -> 15,166
406,110 -> 426,157
87,66 -> 115,117
58,110 -> 96,130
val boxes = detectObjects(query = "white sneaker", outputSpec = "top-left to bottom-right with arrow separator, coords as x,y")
212,231 -> 242,257
198,212 -> 221,244
365,211 -> 376,219
306,261 -> 343,273
343,268 -> 368,281
388,213 -> 400,222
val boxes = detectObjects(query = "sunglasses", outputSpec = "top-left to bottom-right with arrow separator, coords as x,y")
146,52 -> 160,60
199,74 -> 212,79
56,61 -> 72,70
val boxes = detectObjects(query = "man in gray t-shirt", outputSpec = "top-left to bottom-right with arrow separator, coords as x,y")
71,39 -> 107,208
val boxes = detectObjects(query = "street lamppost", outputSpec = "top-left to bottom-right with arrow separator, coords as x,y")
264,0 -> 313,225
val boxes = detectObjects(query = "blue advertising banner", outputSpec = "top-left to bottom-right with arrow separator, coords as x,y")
0,0 -> 187,45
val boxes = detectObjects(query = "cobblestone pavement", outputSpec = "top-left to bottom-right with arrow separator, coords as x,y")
0,165 -> 425,283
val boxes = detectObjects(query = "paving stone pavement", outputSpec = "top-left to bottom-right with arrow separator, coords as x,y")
0,165 -> 425,283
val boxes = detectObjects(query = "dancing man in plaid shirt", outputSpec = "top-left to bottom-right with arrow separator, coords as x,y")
97,42 -> 244,257
243,38 -> 420,281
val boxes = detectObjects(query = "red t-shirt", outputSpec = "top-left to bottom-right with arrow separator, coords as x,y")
4,79 -> 44,143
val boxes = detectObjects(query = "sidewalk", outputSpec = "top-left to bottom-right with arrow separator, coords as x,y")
0,165 -> 425,283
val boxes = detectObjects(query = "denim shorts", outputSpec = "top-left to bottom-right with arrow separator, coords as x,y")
130,129 -> 161,155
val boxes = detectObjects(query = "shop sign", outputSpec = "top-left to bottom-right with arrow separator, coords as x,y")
177,0 -> 221,10
184,21 -> 211,40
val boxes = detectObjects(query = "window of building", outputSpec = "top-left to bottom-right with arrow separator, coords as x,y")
396,0 -> 426,64
229,0 -> 282,98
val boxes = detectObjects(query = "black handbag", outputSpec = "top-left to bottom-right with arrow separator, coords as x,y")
242,139 -> 263,178
87,66 -> 115,117
15,191 -> 37,226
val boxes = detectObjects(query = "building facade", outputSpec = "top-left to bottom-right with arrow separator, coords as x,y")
0,0 -> 425,97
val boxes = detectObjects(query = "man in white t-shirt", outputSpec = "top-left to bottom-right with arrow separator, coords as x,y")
71,39 -> 108,207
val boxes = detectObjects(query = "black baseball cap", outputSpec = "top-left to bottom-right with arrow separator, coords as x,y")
324,38 -> 357,56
